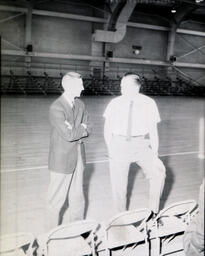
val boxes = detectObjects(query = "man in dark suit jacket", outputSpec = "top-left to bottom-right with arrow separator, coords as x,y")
47,72 -> 91,229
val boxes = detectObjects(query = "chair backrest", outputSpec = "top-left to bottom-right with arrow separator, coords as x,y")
38,220 -> 99,256
150,201 -> 197,256
156,200 -> 196,221
0,233 -> 34,255
100,209 -> 151,253
107,208 -> 152,230
47,220 -> 98,241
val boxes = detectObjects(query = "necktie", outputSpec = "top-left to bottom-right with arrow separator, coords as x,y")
126,101 -> 133,141
72,100 -> 75,112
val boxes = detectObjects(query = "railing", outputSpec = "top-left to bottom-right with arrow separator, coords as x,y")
27,71 -> 47,95
9,71 -> 27,95
43,72 -> 63,94
172,66 -> 203,87
1,71 -> 205,96
2,60 -> 164,80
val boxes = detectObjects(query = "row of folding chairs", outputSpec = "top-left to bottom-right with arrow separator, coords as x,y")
0,199 -> 198,256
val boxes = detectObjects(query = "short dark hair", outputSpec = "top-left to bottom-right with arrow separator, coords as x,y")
65,72 -> 82,79
122,72 -> 141,86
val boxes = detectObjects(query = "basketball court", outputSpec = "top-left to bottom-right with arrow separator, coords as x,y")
1,95 -> 204,236
0,0 -> 205,254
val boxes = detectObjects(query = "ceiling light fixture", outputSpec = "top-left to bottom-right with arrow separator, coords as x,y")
132,45 -> 142,55
171,8 -> 176,13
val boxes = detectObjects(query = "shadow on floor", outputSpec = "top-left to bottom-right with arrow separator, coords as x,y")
160,156 -> 175,210
83,163 -> 95,218
127,163 -> 142,210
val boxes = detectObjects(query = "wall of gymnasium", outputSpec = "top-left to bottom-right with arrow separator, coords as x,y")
1,8 -> 205,84
174,21 -> 205,84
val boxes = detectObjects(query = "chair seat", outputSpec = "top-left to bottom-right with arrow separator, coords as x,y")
0,234 -> 32,253
161,233 -> 185,255
157,226 -> 186,237
0,249 -> 26,256
97,225 -> 145,251
105,225 -> 145,249
150,218 -> 187,239
48,236 -> 92,256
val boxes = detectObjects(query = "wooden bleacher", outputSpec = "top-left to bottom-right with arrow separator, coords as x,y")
1,70 -> 204,96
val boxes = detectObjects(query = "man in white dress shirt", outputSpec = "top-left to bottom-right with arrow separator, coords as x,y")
103,72 -> 166,214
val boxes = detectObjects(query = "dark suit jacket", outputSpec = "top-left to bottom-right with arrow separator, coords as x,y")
48,95 -> 90,174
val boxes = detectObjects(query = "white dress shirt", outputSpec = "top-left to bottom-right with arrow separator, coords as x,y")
103,93 -> 160,136
62,93 -> 87,130
63,92 -> 74,108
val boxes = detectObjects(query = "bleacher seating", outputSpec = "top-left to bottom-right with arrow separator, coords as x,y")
27,71 -> 47,95
1,75 -> 13,94
43,72 -> 63,94
8,71 -> 27,95
1,70 -> 205,96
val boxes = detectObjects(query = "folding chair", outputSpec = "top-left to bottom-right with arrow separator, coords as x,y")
0,232 -> 35,256
36,220 -> 99,256
149,200 -> 197,256
97,208 -> 152,256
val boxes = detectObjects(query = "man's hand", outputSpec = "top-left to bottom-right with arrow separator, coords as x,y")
65,120 -> 72,129
148,123 -> 159,156
81,123 -> 87,129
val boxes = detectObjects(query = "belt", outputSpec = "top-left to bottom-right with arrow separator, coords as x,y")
113,134 -> 145,138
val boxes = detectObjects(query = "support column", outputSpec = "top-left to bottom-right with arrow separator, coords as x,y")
166,23 -> 177,85
166,23 -> 177,62
90,4 -> 107,78
0,36 -> 1,87
25,2 -> 33,68
166,5 -> 196,81
90,36 -> 104,78
25,2 -> 33,47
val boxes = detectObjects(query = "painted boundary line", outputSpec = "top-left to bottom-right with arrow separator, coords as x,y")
1,150 -> 204,174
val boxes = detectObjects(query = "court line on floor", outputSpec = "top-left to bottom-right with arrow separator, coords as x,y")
1,150 -> 204,173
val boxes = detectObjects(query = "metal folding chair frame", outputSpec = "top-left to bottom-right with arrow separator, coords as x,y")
101,208 -> 152,256
150,200 -> 197,256
37,220 -> 99,256
0,232 -> 35,256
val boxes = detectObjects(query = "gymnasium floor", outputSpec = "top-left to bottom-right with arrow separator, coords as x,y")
0,95 -> 204,237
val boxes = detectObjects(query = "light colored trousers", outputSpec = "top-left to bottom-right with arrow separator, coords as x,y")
46,145 -> 85,230
109,136 -> 166,213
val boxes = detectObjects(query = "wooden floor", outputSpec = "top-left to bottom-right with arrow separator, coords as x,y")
0,95 -> 204,238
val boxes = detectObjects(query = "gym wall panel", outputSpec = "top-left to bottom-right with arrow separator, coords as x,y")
177,67 -> 205,85
175,33 -> 205,64
34,1 -> 93,16
1,4 -> 204,81
180,20 -> 205,32
32,15 -> 92,55
111,27 -> 167,61
0,11 -> 25,50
